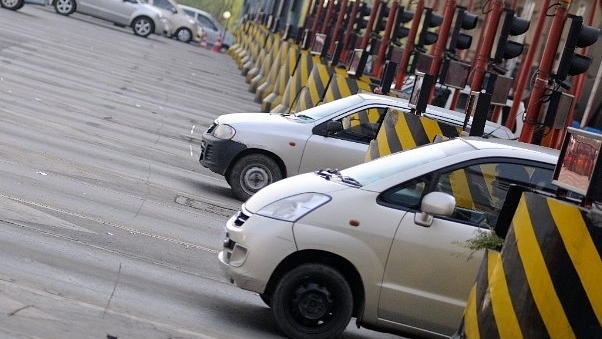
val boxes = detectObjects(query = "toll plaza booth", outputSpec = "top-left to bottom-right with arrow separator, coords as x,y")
453,127 -> 602,339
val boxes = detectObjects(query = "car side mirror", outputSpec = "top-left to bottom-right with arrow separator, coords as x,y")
414,191 -> 456,227
326,120 -> 343,135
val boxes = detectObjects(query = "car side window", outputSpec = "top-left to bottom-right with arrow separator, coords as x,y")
153,0 -> 174,11
436,162 -> 552,227
379,175 -> 432,209
196,15 -> 217,31
331,107 -> 387,144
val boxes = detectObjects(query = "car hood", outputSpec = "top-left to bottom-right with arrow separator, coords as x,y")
243,172 -> 348,213
217,112 -> 313,130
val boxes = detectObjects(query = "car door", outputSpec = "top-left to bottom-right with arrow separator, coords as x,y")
193,11 -> 220,45
87,0 -> 136,25
299,106 -> 387,174
376,160 -> 554,337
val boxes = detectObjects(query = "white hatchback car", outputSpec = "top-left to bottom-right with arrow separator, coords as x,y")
218,137 -> 560,339
52,0 -> 171,38
200,93 -> 515,201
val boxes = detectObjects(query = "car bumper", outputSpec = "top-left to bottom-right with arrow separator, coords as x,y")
157,18 -> 172,36
218,208 -> 297,293
199,133 -> 247,175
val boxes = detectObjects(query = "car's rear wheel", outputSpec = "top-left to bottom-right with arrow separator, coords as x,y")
175,28 -> 192,43
271,264 -> 353,339
132,16 -> 154,37
1,0 -> 24,10
53,0 -> 75,15
228,154 -> 282,201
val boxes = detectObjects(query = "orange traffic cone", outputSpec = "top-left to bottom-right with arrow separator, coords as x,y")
200,35 -> 208,49
212,34 -> 222,53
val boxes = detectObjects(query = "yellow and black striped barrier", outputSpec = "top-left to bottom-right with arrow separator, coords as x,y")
262,43 -> 299,112
321,73 -> 373,103
249,34 -> 280,91
292,61 -> 333,112
270,49 -> 317,113
459,191 -> 602,339
365,109 -> 462,161
244,27 -> 273,81
241,24 -> 268,76
255,39 -> 290,103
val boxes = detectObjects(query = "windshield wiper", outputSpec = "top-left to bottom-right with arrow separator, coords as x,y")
316,168 -> 362,187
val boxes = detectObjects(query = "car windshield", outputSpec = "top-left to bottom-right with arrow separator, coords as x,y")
340,139 -> 473,186
284,95 -> 364,122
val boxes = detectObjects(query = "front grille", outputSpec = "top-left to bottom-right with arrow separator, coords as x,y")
203,143 -> 216,161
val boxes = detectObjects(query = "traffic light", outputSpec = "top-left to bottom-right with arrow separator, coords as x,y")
354,1 -> 371,32
555,14 -> 600,83
374,2 -> 390,35
391,6 -> 414,45
417,8 -> 443,51
493,9 -> 530,63
448,7 -> 477,53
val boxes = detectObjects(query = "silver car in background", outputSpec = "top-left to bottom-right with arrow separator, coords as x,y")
52,0 -> 171,38
179,4 -> 234,49
143,0 -> 204,43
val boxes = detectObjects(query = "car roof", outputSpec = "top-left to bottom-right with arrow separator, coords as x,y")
178,4 -> 212,17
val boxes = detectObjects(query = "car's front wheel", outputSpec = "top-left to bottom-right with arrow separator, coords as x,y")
175,28 -> 192,43
228,154 -> 282,201
271,264 -> 354,339
1,0 -> 24,10
131,16 -> 154,37
53,0 -> 75,15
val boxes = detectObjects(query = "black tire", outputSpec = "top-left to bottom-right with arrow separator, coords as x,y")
271,264 -> 353,339
1,0 -> 24,10
228,154 -> 282,201
175,27 -> 192,43
131,16 -> 154,38
53,0 -> 75,15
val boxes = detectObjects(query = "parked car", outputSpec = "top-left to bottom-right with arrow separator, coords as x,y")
179,4 -> 234,49
218,136 -> 560,339
142,0 -> 203,43
52,0 -> 172,38
199,93 -> 515,201
1,0 -> 45,10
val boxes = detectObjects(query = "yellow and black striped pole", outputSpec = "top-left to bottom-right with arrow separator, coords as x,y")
459,191 -> 602,339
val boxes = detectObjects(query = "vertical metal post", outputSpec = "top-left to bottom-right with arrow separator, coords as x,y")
360,0 -> 380,49
469,0 -> 503,95
427,0 -> 456,104
520,0 -> 571,143
394,0 -> 424,89
506,0 -> 549,132
374,0 -> 400,78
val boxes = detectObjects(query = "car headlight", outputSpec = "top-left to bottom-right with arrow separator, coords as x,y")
212,124 -> 236,139
256,193 -> 331,222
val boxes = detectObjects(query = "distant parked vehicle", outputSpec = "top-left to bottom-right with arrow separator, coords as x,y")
52,0 -> 172,38
179,4 -> 234,49
1,0 -> 46,10
142,0 -> 204,43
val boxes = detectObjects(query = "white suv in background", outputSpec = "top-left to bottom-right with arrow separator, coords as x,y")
52,0 -> 171,38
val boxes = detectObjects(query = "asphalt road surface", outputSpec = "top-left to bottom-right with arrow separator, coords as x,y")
0,4 -> 404,339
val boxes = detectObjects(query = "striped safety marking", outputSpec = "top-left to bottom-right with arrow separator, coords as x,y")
262,43 -> 299,112
292,61 -> 333,112
255,39 -> 289,102
460,192 -> 602,339
270,50 -> 317,114
365,109 -> 462,161
249,34 -> 281,92
322,73 -> 373,103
